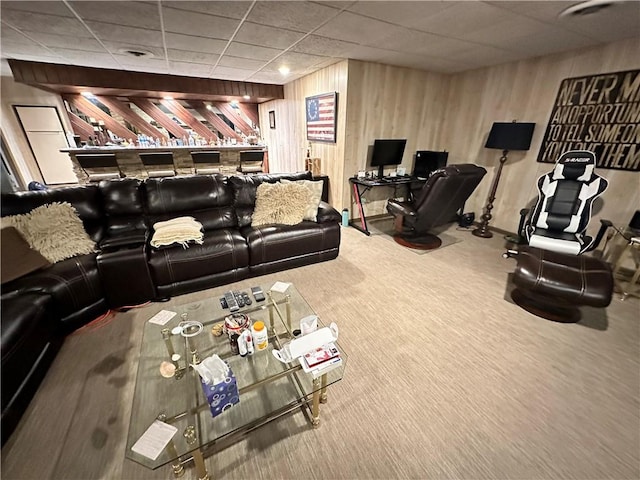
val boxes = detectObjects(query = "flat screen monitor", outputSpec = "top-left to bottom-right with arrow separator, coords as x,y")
370,139 -> 407,178
413,150 -> 448,179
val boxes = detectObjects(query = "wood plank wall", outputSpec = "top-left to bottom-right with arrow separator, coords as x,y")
440,37 -> 640,234
258,61 -> 349,205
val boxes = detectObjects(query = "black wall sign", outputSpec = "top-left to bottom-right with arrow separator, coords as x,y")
537,69 -> 640,171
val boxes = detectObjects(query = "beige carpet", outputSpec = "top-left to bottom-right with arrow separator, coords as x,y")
2,224 -> 639,480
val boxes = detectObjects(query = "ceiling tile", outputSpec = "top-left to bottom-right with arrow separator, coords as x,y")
169,61 -> 212,77
218,55 -> 267,71
51,49 -> 121,68
498,29 -> 600,58
234,22 -> 305,50
246,1 -> 341,33
164,33 -> 227,55
346,1 -> 455,29
162,1 -> 252,20
261,51 -> 328,73
210,65 -> 255,81
314,11 -> 407,46
1,10 -> 92,37
410,2 -> 513,37
0,1 -> 74,18
162,7 -> 240,39
291,35 -> 359,57
1,40 -> 62,58
69,1 -> 161,30
225,42 -> 282,61
15,32 -> 105,53
245,70 -> 293,83
85,21 -> 163,47
167,49 -> 219,65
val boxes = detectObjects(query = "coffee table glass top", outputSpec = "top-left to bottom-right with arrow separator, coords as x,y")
126,283 -> 346,470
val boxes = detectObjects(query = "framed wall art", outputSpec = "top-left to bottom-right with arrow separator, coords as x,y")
305,92 -> 337,143
269,110 -> 275,129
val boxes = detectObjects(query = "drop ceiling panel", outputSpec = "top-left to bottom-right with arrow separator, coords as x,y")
164,33 -> 227,55
261,52 -> 327,73
17,32 -> 105,53
2,10 -> 92,37
0,1 -> 74,17
161,7 -> 240,39
245,1 -> 341,33
314,11 -> 407,46
210,65 -> 255,81
69,1 -> 161,30
234,22 -> 305,50
169,61 -> 212,77
85,22 -> 163,47
162,1 -> 253,20
291,35 -> 362,57
345,1 -> 456,29
52,50 -> 121,68
1,40 -> 60,58
410,2 -> 514,37
218,55 -> 267,71
225,42 -> 282,62
167,49 -> 219,65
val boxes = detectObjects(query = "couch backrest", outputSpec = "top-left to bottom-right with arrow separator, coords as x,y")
229,172 -> 312,227
98,178 -> 146,236
1,185 -> 105,242
144,174 -> 236,230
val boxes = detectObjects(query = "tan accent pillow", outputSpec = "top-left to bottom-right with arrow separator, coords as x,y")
251,182 -> 311,227
1,202 -> 96,263
281,179 -> 323,221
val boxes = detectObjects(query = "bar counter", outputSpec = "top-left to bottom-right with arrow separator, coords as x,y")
61,144 -> 268,182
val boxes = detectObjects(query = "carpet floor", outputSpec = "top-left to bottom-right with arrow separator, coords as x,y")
2,224 -> 639,480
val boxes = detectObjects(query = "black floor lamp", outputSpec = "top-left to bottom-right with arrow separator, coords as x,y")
472,121 -> 535,238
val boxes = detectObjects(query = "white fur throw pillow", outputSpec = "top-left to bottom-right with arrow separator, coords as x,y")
280,179 -> 323,221
1,202 -> 95,263
251,182 -> 311,227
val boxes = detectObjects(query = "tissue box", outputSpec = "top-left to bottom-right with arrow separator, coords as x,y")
201,365 -> 239,418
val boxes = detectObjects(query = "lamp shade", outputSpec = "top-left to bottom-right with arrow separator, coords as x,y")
485,122 -> 535,151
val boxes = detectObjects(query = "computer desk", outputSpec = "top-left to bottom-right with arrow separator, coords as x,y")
348,175 -> 426,236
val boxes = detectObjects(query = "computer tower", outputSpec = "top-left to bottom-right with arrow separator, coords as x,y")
413,151 -> 448,179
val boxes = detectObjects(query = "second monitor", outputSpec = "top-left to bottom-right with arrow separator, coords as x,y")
413,150 -> 448,179
370,139 -> 407,178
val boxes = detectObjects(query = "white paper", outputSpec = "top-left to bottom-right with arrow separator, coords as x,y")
148,310 -> 177,325
270,281 -> 291,293
131,420 -> 178,460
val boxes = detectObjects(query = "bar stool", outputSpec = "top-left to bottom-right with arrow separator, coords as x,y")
191,151 -> 221,175
139,152 -> 176,178
237,151 -> 265,174
76,153 -> 123,182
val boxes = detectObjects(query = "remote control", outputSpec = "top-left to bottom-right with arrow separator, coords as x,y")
236,291 -> 245,308
220,297 -> 228,309
251,286 -> 265,302
224,291 -> 239,312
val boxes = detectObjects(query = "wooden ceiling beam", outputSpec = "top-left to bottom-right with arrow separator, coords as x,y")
130,98 -> 190,139
68,111 -> 94,141
212,102 -> 254,136
159,99 -> 217,140
96,96 -> 167,140
187,100 -> 241,140
63,94 -> 137,140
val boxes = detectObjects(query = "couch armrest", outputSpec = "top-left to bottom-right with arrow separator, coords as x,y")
98,230 -> 148,251
316,202 -> 341,223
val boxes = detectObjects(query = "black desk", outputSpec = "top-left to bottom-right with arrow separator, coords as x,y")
349,176 -> 425,236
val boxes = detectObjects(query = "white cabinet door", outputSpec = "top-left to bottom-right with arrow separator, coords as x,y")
14,106 -> 78,185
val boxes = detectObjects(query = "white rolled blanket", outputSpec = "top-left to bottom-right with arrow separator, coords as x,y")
150,216 -> 204,249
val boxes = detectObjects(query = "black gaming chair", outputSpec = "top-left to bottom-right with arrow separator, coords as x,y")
386,164 -> 486,249
517,150 -> 610,255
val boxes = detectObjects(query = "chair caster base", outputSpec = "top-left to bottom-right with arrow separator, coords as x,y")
393,233 -> 442,250
511,288 -> 581,323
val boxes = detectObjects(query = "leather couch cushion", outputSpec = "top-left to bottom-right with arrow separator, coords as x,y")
242,222 -> 341,266
2,253 -> 105,319
99,178 -> 147,248
1,185 -> 105,242
148,229 -> 249,286
145,175 -> 236,231
229,172 -> 312,227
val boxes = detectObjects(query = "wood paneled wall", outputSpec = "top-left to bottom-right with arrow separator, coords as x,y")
440,37 -> 640,234
258,61 -> 349,205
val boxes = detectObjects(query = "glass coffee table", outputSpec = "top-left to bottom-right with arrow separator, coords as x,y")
126,283 -> 346,479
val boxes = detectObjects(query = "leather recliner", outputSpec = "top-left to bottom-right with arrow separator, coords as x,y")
386,164 -> 487,249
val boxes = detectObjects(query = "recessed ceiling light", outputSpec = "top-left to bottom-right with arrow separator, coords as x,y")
243,95 -> 250,100
81,91 -> 94,98
278,66 -> 290,75
206,104 -> 213,110
163,96 -> 173,101
116,47 -> 155,58
559,0 -> 616,17
230,100 -> 238,106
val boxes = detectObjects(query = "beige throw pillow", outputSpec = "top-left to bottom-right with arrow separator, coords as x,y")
251,182 -> 311,227
1,202 -> 96,263
281,179 -> 323,221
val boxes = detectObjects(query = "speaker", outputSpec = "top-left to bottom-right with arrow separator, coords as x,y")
458,212 -> 475,228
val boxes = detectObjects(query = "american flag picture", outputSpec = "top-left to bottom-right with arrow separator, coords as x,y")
306,92 -> 337,143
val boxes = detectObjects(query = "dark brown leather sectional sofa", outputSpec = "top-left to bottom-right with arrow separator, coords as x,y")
0,171 -> 341,444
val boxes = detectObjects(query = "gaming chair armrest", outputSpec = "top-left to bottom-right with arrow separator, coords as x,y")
584,218 -> 613,253
386,199 -> 416,217
517,208 -> 531,237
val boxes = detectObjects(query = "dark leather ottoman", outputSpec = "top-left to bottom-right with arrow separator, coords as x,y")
512,246 -> 614,322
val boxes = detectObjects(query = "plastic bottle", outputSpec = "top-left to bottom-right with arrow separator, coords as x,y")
251,321 -> 268,351
341,209 -> 349,227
